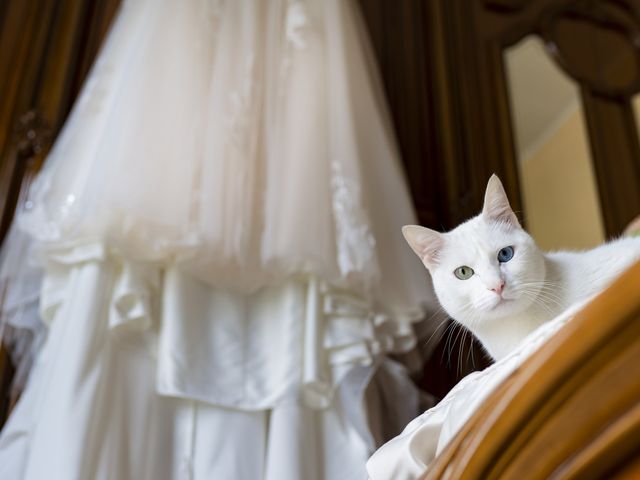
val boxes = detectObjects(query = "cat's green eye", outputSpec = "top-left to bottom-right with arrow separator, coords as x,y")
454,266 -> 474,280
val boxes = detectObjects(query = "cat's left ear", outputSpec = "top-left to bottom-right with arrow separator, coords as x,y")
482,174 -> 520,227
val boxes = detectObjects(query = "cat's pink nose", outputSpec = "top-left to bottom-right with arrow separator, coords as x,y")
490,281 -> 505,295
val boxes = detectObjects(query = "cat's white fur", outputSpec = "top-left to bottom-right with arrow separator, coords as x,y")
403,175 -> 640,360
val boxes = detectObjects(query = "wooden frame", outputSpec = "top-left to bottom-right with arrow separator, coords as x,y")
423,0 -> 640,237
423,260 -> 640,479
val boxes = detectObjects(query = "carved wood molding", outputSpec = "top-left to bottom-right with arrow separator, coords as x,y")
486,0 -> 640,98
455,0 -> 640,236
540,0 -> 640,98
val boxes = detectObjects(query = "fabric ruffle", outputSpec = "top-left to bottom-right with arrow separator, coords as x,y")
29,244 -> 422,411
0,254 -> 427,480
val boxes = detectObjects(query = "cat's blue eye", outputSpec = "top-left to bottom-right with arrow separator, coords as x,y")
454,266 -> 474,280
498,246 -> 514,263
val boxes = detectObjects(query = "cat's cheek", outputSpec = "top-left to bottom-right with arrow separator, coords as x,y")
432,281 -> 463,320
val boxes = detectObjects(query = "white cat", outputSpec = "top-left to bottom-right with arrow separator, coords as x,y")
403,175 -> 640,361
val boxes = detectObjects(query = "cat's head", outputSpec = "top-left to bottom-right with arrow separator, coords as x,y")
403,175 -> 546,328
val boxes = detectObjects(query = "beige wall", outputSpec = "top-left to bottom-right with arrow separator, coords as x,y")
519,108 -> 605,251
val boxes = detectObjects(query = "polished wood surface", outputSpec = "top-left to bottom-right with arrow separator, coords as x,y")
423,260 -> 640,479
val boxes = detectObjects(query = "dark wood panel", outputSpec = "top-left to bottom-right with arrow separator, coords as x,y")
582,89 -> 640,233
358,0 -> 449,229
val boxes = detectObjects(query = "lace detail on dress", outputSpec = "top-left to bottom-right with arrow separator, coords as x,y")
330,160 -> 377,279
285,1 -> 309,50
225,55 -> 257,151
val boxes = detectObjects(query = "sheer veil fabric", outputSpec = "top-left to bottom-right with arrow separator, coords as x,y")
0,0 -> 436,478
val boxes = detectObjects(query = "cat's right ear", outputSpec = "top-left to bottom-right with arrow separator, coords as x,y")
402,225 -> 443,268
482,174 -> 520,227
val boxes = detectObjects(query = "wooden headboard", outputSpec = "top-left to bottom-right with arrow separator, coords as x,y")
422,260 -> 640,479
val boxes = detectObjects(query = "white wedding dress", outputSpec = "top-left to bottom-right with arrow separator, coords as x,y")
0,0 -> 435,479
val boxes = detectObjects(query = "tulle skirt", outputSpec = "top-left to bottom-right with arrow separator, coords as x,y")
17,0 -> 427,309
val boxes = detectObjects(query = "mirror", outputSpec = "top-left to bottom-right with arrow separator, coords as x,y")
505,36 -> 605,251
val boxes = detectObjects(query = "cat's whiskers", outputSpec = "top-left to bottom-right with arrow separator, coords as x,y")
517,279 -> 568,294
451,302 -> 484,372
450,323 -> 465,369
458,327 -> 469,375
421,305 -> 451,348
516,287 -> 565,308
460,306 -> 486,372
516,289 -> 561,318
438,300 -> 474,367
441,321 -> 459,367
513,280 -> 567,313
517,280 -> 567,303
